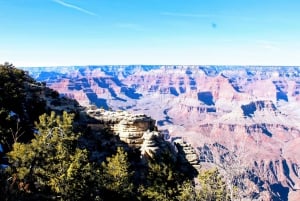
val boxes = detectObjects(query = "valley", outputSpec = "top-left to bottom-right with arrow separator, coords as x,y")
21,65 -> 300,200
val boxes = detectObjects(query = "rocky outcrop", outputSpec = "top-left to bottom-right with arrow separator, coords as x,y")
140,130 -> 172,159
86,107 -> 156,148
173,138 -> 199,166
84,107 -> 200,168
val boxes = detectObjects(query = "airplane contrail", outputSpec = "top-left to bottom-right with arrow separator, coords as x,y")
53,0 -> 97,16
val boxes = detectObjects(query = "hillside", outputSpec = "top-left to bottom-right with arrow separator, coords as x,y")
0,63 -> 203,200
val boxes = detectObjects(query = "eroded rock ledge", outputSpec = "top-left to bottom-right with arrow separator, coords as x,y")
86,107 -> 156,147
84,106 -> 199,166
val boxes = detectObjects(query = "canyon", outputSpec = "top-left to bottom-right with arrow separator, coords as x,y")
21,65 -> 300,200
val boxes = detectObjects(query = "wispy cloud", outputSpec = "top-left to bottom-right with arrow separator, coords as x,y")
161,12 -> 215,18
52,0 -> 97,16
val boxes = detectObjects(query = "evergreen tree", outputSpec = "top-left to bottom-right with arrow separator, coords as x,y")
6,111 -> 93,200
100,146 -> 135,200
198,168 -> 229,201
0,63 -> 46,152
0,63 -> 28,151
139,152 -> 181,201
176,180 -> 199,201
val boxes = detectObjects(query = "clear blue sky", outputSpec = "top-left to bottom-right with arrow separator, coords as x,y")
1,0 -> 300,66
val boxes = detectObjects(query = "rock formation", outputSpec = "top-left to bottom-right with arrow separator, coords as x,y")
84,106 -> 198,167
173,138 -> 199,166
85,107 -> 155,147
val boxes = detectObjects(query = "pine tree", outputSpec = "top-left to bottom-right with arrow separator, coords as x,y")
7,111 -> 93,200
100,147 -> 134,200
198,168 -> 229,201
0,63 -> 46,152
139,152 -> 181,201
176,180 -> 199,201
0,63 -> 28,151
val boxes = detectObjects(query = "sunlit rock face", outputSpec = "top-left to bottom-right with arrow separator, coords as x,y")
85,107 -> 156,147
21,65 -> 300,199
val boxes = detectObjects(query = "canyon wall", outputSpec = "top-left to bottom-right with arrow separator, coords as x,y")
21,65 -> 300,200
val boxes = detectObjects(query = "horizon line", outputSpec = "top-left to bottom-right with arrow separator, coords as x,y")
16,64 -> 300,68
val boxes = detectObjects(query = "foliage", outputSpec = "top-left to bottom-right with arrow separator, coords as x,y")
138,152 -> 182,201
100,147 -> 135,200
198,168 -> 229,201
176,180 -> 199,201
0,63 -> 30,113
1,109 -> 236,201
0,63 -> 27,151
0,63 -> 46,152
6,111 -> 93,200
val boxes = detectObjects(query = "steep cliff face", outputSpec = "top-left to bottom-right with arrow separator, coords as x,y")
21,65 -> 300,199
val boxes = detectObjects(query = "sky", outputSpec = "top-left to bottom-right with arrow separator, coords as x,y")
1,0 -> 300,67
